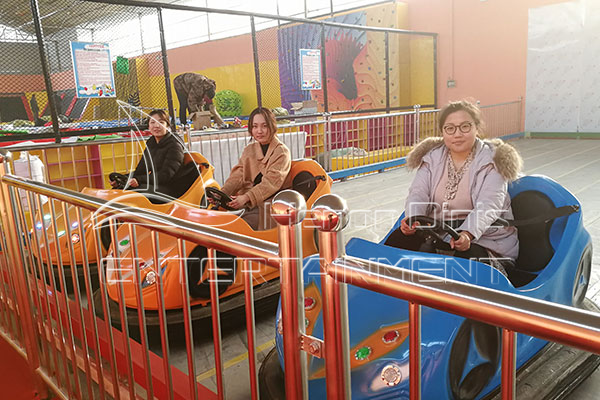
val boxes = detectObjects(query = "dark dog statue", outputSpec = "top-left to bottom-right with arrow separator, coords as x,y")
173,72 -> 225,127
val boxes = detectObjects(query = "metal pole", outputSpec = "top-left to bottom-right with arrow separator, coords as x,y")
157,7 -> 177,130
271,190 -> 309,400
385,32 -> 390,113
185,124 -> 192,150
413,104 -> 421,142
205,0 -> 211,40
150,231 -> 174,400
177,239 -> 199,400
433,35 -> 438,109
30,0 -> 61,143
501,329 -> 516,400
518,96 -> 524,133
243,259 -> 259,400
250,16 -> 262,107
320,23 -> 329,113
312,194 -> 351,400
409,302 -> 421,400
208,248 -> 225,400
325,113 -> 332,173
138,12 -> 146,54
276,0 -> 281,28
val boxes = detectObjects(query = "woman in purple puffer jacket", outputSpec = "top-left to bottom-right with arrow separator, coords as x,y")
385,100 -> 523,274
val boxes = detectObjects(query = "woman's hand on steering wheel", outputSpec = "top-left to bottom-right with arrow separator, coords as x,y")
108,172 -> 129,189
406,216 -> 461,242
451,231 -> 473,251
400,217 -> 419,235
205,187 -> 236,211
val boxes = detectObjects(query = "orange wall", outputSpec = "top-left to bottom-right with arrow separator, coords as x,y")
0,75 -> 45,93
401,0 -> 571,107
1,70 -> 79,94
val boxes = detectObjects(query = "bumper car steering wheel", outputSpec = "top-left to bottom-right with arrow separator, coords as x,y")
205,186 -> 236,211
109,172 -> 128,190
406,215 -> 461,253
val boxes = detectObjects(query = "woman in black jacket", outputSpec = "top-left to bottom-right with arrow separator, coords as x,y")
111,109 -> 185,197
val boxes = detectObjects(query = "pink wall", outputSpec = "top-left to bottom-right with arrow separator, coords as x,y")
167,35 -> 255,75
401,0 -> 571,107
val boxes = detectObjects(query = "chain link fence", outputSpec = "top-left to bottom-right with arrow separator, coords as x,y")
40,1 -> 167,129
0,1 -> 48,136
254,10 -> 436,115
0,0 -> 436,144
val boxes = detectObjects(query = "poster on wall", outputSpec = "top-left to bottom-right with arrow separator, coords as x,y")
300,49 -> 322,90
70,41 -> 116,98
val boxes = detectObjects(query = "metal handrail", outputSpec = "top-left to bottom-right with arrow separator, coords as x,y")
0,100 -> 517,153
1,174 -> 280,267
2,135 -> 149,152
0,163 -> 309,398
480,100 -> 522,109
2,120 -> 324,153
329,255 -> 600,353
418,109 -> 439,114
328,110 -> 416,123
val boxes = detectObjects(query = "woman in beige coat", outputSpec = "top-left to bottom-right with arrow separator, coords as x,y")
221,107 -> 291,229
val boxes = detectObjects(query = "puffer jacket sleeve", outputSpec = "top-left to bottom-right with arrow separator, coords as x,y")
245,146 -> 291,208
155,138 -> 184,186
458,164 -> 508,239
404,161 -> 433,218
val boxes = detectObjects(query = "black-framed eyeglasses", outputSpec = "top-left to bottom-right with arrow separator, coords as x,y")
443,122 -> 473,135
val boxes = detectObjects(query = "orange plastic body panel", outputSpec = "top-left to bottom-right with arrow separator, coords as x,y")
104,159 -> 333,311
33,152 -> 219,268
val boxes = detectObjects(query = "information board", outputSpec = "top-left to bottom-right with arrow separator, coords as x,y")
70,41 -> 116,98
300,49 -> 322,90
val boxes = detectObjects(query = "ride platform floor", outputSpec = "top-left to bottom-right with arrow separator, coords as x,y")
155,137 -> 598,399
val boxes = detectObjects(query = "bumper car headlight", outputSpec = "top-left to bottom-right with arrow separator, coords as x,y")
381,363 -> 402,387
142,270 -> 157,288
71,233 -> 80,244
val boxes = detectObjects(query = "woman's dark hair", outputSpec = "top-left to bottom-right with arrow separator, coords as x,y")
148,109 -> 170,125
438,100 -> 486,137
248,107 -> 277,141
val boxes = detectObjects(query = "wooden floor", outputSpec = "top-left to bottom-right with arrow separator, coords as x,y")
159,138 -> 600,399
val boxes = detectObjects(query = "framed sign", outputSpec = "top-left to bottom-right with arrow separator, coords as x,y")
70,41 -> 116,98
300,49 -> 322,90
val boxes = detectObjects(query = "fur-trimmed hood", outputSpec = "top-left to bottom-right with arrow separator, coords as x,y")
406,137 -> 522,181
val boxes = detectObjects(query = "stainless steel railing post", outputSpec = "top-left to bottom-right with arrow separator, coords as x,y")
272,190 -> 308,400
312,194 -> 351,400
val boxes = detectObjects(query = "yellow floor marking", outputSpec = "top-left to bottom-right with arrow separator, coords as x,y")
196,338 -> 276,382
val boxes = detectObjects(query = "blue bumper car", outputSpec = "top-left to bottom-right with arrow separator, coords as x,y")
260,175 -> 599,399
